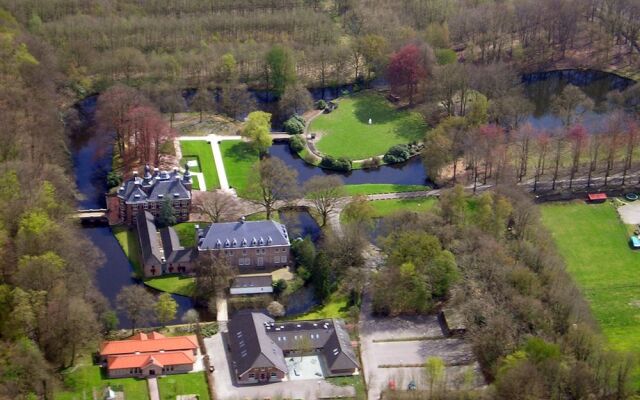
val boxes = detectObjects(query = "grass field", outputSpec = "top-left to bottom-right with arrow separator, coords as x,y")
219,140 -> 259,195
369,197 -> 438,217
179,140 -> 220,190
344,184 -> 430,196
56,360 -> 149,400
144,275 -> 195,297
541,201 -> 640,355
157,372 -> 210,400
311,93 -> 426,160
293,294 -> 350,320
112,226 -> 142,278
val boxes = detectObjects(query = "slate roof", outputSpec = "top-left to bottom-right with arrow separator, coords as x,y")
117,166 -> 191,204
228,312 -> 287,376
231,275 -> 273,289
198,220 -> 290,250
228,312 -> 359,376
137,211 -> 163,267
160,226 -> 196,264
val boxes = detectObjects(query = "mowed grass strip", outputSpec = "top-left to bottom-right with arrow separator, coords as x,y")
369,197 -> 438,217
541,201 -> 640,354
344,183 -> 430,196
312,93 -> 426,160
179,140 -> 220,190
219,140 -> 259,196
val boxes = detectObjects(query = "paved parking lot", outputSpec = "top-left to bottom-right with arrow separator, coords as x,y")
359,296 -> 482,400
204,334 -> 355,400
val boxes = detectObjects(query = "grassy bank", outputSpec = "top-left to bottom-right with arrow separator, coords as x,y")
540,201 -> 640,354
344,184 -> 430,196
144,275 -> 195,297
293,294 -> 350,321
112,226 -> 142,278
369,197 -> 438,217
311,93 -> 426,160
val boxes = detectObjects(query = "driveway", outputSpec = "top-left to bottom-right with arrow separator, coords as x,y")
618,201 -> 640,224
204,334 -> 355,400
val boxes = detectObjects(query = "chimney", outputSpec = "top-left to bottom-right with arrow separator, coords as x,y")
240,216 -> 246,224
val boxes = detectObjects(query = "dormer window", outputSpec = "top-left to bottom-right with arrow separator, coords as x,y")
224,239 -> 230,247
173,193 -> 179,197
232,238 -> 237,247
158,194 -> 164,199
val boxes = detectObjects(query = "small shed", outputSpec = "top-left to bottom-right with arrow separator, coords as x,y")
438,309 -> 466,337
230,274 -> 273,295
588,193 -> 607,203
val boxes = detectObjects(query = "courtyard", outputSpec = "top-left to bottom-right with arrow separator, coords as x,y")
204,333 -> 356,400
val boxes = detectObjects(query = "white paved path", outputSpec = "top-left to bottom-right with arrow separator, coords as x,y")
147,377 -> 160,400
178,134 -> 242,192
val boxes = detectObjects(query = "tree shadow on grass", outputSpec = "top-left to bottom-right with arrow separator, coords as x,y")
352,93 -> 401,125
392,114 -> 427,142
222,141 -> 259,162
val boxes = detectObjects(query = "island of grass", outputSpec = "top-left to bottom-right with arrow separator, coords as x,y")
541,201 -> 640,359
219,140 -> 260,196
310,92 -> 426,160
179,140 -> 220,190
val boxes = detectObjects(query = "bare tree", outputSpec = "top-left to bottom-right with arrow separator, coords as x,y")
116,285 -> 156,334
246,157 -> 299,220
622,121 -> 639,186
533,133 -> 550,192
193,191 -> 240,222
193,253 -> 238,302
303,176 -> 346,227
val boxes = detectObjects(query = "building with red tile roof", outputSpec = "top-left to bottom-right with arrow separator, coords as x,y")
99,332 -> 200,378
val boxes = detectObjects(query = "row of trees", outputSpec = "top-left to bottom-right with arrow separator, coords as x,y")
376,186 -> 634,398
424,111 -> 640,192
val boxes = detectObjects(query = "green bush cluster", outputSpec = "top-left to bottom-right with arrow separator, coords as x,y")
283,114 -> 305,134
320,155 -> 352,171
316,99 -> 327,110
383,144 -> 411,164
289,134 -> 305,152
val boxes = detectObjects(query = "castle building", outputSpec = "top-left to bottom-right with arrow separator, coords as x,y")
115,165 -> 192,225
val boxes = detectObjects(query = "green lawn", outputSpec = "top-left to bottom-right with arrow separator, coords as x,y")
173,222 -> 200,247
112,226 -> 142,278
56,361 -> 149,400
219,140 -> 260,195
326,375 -> 366,400
311,93 -> 427,160
369,197 -> 438,217
179,140 -> 220,190
293,294 -> 350,320
157,372 -> 210,400
541,201 -> 640,354
344,184 -> 430,196
144,275 -> 195,297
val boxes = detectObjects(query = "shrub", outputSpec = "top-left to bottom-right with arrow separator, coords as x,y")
273,279 -> 288,296
383,144 -> 411,164
289,134 -> 305,152
435,48 -> 457,65
106,171 -> 122,188
283,115 -> 305,135
316,99 -> 327,110
362,156 -> 381,169
320,155 -> 352,172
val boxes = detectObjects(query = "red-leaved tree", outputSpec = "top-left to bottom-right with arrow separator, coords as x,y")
122,106 -> 175,167
386,44 -> 426,105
